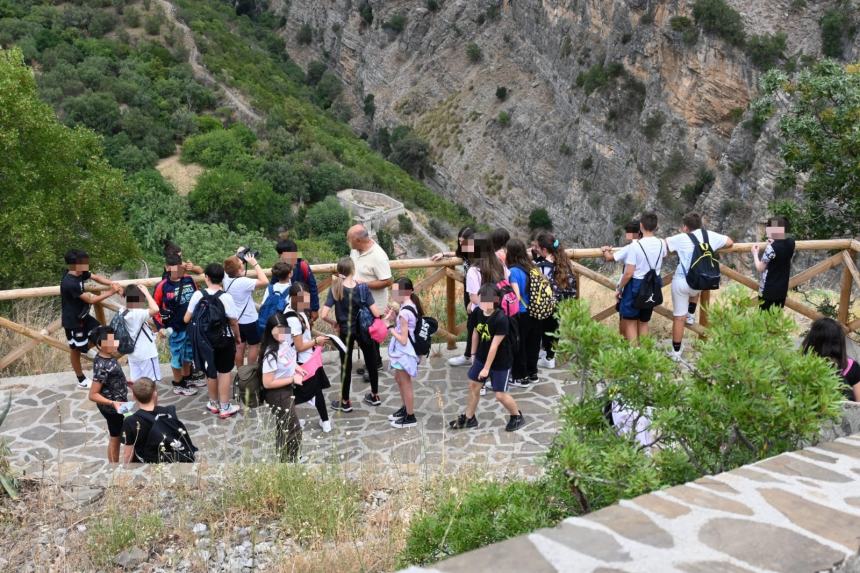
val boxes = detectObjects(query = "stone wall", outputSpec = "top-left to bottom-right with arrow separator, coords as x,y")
336,188 -> 405,235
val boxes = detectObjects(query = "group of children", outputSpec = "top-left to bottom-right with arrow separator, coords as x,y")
59,210 -> 859,463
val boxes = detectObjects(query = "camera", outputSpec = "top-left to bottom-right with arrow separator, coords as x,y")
237,247 -> 260,262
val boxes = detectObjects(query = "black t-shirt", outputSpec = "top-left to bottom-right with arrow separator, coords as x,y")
121,405 -> 174,463
325,285 -> 374,336
841,359 -> 860,401
761,238 -> 795,300
471,308 -> 513,370
92,354 -> 128,407
60,270 -> 92,329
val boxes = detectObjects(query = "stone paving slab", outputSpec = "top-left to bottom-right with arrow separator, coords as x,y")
402,433 -> 860,573
0,345 -> 575,479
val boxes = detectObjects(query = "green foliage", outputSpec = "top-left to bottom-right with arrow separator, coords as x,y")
745,32 -> 786,70
547,291 -> 843,513
172,222 -> 278,268
761,62 -> 860,238
87,510 -> 163,566
314,71 -> 343,109
257,159 -> 308,200
466,41 -> 482,63
820,10 -> 851,59
528,208 -> 553,231
363,93 -> 376,117
382,13 -> 407,34
358,1 -> 373,25
580,155 -> 593,170
669,15 -> 699,45
189,168 -> 290,233
426,0 -> 440,12
181,125 -> 258,172
692,0 -> 745,46
495,85 -> 508,101
124,6 -> 140,27
297,196 -> 351,257
0,394 -> 18,499
680,167 -> 715,204
575,62 -> 624,95
399,479 -> 578,566
497,110 -> 511,126
0,48 -> 140,289
388,128 -> 432,178
641,112 -> 665,141
397,212 -> 414,234
143,11 -> 162,35
376,228 -> 395,257
305,60 -> 327,86
296,22 -> 313,45
124,169 -> 191,257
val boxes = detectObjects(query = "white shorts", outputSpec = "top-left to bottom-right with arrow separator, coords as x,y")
128,357 -> 163,382
671,279 -> 700,317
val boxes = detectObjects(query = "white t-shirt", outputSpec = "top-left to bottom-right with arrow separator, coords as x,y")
223,276 -> 258,324
351,242 -> 392,308
626,236 -> 666,279
261,338 -> 297,380
287,312 -> 313,363
666,229 -> 730,280
261,281 -> 291,307
121,307 -> 157,361
186,288 -> 239,321
613,244 -> 632,264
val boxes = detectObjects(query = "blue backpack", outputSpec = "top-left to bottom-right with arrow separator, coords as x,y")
356,284 -> 376,343
257,284 -> 290,336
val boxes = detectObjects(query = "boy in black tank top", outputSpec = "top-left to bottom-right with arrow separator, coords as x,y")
752,216 -> 795,311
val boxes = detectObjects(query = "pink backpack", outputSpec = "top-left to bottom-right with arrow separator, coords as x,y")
496,279 -> 519,317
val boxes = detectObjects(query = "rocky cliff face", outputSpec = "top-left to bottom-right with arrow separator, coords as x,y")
272,0 -> 856,245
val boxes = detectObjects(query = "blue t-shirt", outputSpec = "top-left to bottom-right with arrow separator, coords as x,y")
508,266 -> 529,313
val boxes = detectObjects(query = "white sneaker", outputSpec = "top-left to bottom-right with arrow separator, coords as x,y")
218,403 -> 241,419
77,376 -> 92,389
539,349 -> 547,361
669,347 -> 684,362
686,313 -> 695,325
537,357 -> 556,369
447,355 -> 472,367
318,419 -> 332,433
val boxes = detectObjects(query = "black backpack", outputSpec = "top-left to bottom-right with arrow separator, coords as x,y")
192,291 -> 233,349
634,241 -> 664,310
133,406 -> 197,463
109,310 -> 136,355
401,306 -> 438,358
682,229 -> 721,291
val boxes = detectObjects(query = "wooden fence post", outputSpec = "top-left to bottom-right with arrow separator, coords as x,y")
446,273 -> 457,350
93,302 -> 107,325
838,252 -> 853,326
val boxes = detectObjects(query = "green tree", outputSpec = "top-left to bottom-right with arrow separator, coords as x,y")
305,60 -> 327,86
188,168 -> 290,233
303,196 -> 352,255
692,0 -> 745,46
745,32 -> 786,70
376,228 -> 395,257
763,62 -> 860,238
528,208 -> 553,230
820,10 -> 850,59
314,71 -> 343,109
466,42 -> 482,63
124,169 -> 191,257
0,48 -> 139,288
389,130 -> 432,178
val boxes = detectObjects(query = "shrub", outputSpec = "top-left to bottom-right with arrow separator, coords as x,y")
580,155 -> 593,170
87,510 -> 163,566
143,12 -> 162,35
427,218 -> 446,238
641,112 -> 665,141
399,479 -> 577,566
497,110 -> 511,126
680,167 -> 715,203
560,35 -> 572,57
397,212 -> 414,234
305,60 -> 327,85
495,86 -> 508,101
181,125 -> 256,170
669,15 -> 699,45
302,196 -> 352,255
358,1 -> 373,25
124,6 -> 140,27
745,32 -> 786,70
466,42 -> 482,63
297,22 -> 313,45
575,62 -> 624,94
528,207 -> 553,230
389,129 -> 432,178
547,291 -> 843,514
363,93 -> 376,117
314,71 -> 343,109
257,159 -> 308,200
692,0 -> 745,46
382,13 -> 407,34
189,168 -> 289,233
820,10 -> 850,58
376,228 -> 395,256
0,395 -> 17,498
426,0 -> 440,11
560,142 -> 572,156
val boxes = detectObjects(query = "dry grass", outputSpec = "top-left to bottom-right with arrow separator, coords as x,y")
0,298 -> 71,377
156,153 -> 204,196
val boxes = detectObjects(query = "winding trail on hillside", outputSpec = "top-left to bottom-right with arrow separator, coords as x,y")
406,211 -> 450,254
156,0 -> 262,125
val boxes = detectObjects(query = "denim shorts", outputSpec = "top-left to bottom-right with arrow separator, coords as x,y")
468,359 -> 510,393
168,330 -> 193,369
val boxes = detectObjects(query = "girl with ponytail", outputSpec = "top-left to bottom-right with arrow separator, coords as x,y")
534,232 -> 577,369
386,277 -> 425,428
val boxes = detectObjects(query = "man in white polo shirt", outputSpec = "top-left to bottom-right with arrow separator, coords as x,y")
348,224 -> 392,375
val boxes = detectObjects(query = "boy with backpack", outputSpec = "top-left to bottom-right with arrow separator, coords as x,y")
615,213 -> 666,343
61,249 -> 122,389
752,216 -> 795,311
276,239 -> 319,323
450,283 -> 525,432
665,213 -> 734,360
117,284 -> 164,385
153,253 -> 201,396
121,377 -> 197,464
258,261 -> 293,335
184,263 -> 242,419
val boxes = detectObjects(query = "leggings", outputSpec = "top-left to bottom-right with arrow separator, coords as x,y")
541,315 -> 559,360
511,313 -> 542,380
293,369 -> 330,422
338,331 -> 379,400
463,306 -> 478,358
264,386 -> 302,463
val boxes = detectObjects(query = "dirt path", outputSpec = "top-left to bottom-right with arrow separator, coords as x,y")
156,0 -> 262,125
407,211 -> 450,254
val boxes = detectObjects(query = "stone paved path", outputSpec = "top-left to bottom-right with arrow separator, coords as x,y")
0,345 -> 577,478
403,430 -> 860,573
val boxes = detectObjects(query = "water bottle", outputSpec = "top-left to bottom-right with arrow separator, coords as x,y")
164,327 -> 174,337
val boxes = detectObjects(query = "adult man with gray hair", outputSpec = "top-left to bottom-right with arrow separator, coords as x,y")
348,224 -> 393,377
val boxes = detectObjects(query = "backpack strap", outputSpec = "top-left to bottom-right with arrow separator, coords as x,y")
225,280 -> 250,318
400,304 -> 418,346
701,228 -> 711,251
844,358 -> 855,376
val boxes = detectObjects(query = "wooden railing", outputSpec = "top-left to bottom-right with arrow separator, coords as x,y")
0,239 -> 858,371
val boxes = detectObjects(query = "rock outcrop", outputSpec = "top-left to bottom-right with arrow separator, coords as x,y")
273,0 -> 858,244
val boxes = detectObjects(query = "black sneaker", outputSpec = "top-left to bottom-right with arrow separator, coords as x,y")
388,406 -> 407,421
527,374 -> 539,383
449,414 -> 478,429
190,370 -> 205,381
363,392 -> 382,406
331,399 -> 353,413
505,411 -> 526,432
510,378 -> 531,388
390,413 -> 418,428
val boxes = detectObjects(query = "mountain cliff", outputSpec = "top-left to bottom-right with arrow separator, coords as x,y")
271,0 -> 858,244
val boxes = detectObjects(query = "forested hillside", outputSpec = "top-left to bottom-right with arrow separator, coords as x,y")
0,0 -> 468,289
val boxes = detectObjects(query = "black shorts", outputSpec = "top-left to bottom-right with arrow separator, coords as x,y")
65,315 -> 101,350
238,322 -> 261,345
214,344 -> 236,374
760,298 -> 786,311
98,405 -> 124,437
